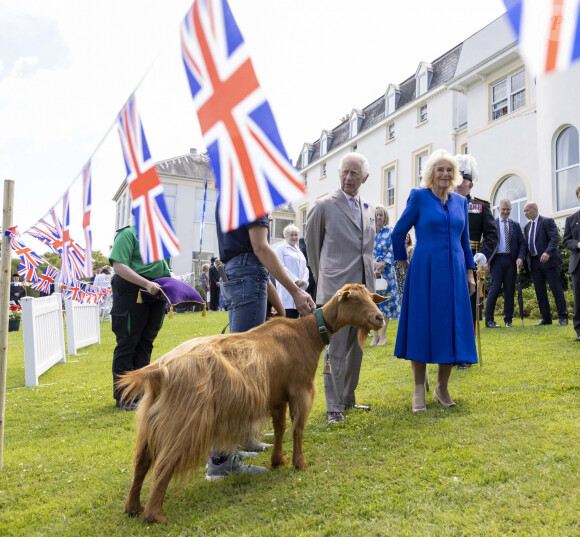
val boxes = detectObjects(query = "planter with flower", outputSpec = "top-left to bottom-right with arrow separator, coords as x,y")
9,304 -> 22,331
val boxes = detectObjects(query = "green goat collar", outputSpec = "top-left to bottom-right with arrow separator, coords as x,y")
315,308 -> 331,345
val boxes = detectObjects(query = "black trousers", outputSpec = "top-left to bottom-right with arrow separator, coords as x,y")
111,275 -> 166,401
209,282 -> 220,311
485,255 -> 516,323
571,266 -> 580,336
530,257 -> 568,321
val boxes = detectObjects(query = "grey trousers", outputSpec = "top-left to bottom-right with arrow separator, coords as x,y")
324,325 -> 363,412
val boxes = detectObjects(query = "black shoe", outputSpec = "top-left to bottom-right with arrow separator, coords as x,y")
345,404 -> 371,412
557,319 -> 568,327
534,319 -> 552,326
505,322 -> 513,328
456,363 -> 471,370
327,412 -> 345,424
574,336 -> 580,341
486,320 -> 501,328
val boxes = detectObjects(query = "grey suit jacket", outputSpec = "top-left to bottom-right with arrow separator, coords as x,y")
563,209 -> 580,273
305,189 -> 375,305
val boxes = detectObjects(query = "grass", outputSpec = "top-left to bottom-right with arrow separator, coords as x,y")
0,312 -> 579,536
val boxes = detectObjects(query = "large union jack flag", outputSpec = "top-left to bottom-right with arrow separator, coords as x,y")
82,160 -> 94,278
503,0 -> 580,74
180,0 -> 306,231
30,265 -> 59,294
117,95 -> 181,264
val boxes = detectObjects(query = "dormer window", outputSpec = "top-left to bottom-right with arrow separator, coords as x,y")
349,109 -> 364,138
415,62 -> 433,97
301,143 -> 313,169
385,84 -> 401,116
320,130 -> 333,157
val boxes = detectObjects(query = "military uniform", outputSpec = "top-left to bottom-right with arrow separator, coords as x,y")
466,195 -> 498,321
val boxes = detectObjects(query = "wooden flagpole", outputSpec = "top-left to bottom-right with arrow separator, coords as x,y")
0,179 -> 15,469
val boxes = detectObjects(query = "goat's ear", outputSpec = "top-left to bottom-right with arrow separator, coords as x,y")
338,291 -> 350,302
372,293 -> 388,304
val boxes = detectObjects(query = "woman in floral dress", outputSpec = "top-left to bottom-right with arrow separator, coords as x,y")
371,204 -> 400,345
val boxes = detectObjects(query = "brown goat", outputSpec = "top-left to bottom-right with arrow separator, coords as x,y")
117,283 -> 385,524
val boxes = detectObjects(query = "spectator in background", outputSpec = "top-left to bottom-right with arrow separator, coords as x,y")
274,224 -> 309,318
10,275 -> 25,305
94,266 -> 113,287
198,263 -> 210,295
523,202 -> 568,327
209,257 -> 220,311
483,199 -> 526,328
563,186 -> 580,341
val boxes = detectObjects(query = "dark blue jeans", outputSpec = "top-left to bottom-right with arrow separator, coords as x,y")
221,253 -> 269,333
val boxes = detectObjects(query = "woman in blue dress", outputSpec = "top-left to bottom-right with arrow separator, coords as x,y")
392,149 -> 477,413
371,204 -> 400,346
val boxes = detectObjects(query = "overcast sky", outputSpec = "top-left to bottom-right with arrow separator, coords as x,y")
0,0 -> 507,255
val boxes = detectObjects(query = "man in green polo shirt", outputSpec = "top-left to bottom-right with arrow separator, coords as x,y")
109,226 -> 171,410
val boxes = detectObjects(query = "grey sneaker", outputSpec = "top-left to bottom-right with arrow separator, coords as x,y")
205,453 -> 267,481
327,411 -> 345,424
234,449 -> 259,460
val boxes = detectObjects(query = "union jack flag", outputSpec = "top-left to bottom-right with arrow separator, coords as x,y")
30,265 -> 59,294
10,236 -> 44,268
50,201 -> 87,284
504,0 -> 580,74
180,0 -> 305,231
82,160 -> 93,278
117,95 -> 181,264
63,282 -> 83,302
18,260 -> 39,283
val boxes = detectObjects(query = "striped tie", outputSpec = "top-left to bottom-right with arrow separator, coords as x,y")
504,220 -> 511,254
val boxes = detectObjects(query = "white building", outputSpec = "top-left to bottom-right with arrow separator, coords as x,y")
294,14 -> 580,233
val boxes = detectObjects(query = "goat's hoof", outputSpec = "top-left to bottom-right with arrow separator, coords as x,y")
270,456 -> 287,468
294,461 -> 308,471
144,511 -> 167,525
124,503 -> 144,517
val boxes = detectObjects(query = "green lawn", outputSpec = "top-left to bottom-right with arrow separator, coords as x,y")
1,312 -> 578,536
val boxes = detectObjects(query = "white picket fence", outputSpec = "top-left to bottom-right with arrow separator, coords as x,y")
21,294 -> 66,387
64,299 -> 100,355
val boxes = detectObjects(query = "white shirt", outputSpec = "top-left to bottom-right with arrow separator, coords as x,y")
273,240 -> 309,310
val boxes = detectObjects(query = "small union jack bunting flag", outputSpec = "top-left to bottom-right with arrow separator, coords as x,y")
10,236 -> 43,268
31,265 -> 59,294
117,95 -> 180,264
82,160 -> 93,278
26,220 -> 63,255
180,0 -> 306,231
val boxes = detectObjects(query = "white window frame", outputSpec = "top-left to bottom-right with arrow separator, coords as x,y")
320,133 -> 327,156
321,162 -> 327,178
417,72 -> 427,96
387,123 -> 395,141
491,68 -> 526,121
385,167 -> 395,207
417,152 -> 428,185
554,125 -> 580,212
418,104 -> 428,123
350,116 -> 358,138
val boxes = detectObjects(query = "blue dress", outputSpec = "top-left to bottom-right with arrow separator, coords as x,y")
373,225 -> 400,320
392,189 -> 477,364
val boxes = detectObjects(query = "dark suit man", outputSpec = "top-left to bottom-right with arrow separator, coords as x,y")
484,199 -> 526,328
305,153 -> 376,424
208,258 -> 220,311
523,202 -> 568,326
563,186 -> 580,341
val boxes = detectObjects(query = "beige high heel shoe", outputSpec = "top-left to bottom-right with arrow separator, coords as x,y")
433,390 -> 456,408
412,394 -> 426,413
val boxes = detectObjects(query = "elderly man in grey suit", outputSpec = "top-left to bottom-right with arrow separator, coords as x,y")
563,186 -> 580,341
305,153 -> 376,424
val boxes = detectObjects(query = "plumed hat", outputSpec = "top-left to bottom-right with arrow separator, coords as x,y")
454,154 -> 478,183
139,277 -> 206,317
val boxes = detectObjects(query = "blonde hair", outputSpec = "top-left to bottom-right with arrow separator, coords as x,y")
375,204 -> 389,225
420,149 -> 462,196
201,263 -> 210,272
283,224 -> 300,238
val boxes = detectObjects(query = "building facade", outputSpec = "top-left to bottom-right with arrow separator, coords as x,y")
294,14 -> 580,234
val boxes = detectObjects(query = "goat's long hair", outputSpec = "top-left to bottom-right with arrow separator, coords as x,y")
117,335 -> 269,486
